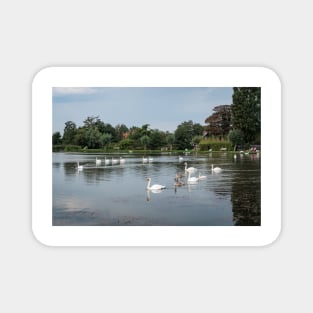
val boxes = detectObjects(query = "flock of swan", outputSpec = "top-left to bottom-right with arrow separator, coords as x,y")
76,156 -> 224,191
146,161 -> 223,191
77,156 -> 126,170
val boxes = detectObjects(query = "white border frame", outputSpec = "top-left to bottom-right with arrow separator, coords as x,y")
32,67 -> 281,246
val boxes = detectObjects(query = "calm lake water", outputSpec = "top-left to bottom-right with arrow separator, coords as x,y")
53,152 -> 261,226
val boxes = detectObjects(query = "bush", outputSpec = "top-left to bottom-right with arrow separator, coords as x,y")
63,145 -> 82,152
53,145 -> 65,152
199,140 -> 232,151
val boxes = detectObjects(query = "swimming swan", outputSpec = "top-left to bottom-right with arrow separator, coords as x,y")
77,162 -> 84,171
112,157 -> 119,165
104,157 -> 110,165
198,172 -> 207,180
184,162 -> 197,173
211,164 -> 222,173
146,178 -> 166,190
187,171 -> 199,183
96,157 -> 101,165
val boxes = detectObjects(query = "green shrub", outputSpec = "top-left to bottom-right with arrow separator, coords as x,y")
53,145 -> 65,152
63,145 -> 82,152
199,140 -> 232,151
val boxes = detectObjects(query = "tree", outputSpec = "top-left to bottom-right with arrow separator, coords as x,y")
115,124 -> 129,141
192,123 -> 204,136
83,115 -> 99,128
149,129 -> 166,150
228,129 -> 245,151
62,121 -> 77,144
204,105 -> 232,138
191,135 -> 203,150
174,120 -> 195,150
100,133 -> 112,149
166,134 -> 175,151
85,127 -> 101,148
119,138 -> 134,150
140,135 -> 150,151
73,127 -> 88,147
231,87 -> 261,144
100,123 -> 116,141
52,132 -> 62,145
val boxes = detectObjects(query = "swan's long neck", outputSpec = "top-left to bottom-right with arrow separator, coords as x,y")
211,164 -> 214,171
147,179 -> 151,189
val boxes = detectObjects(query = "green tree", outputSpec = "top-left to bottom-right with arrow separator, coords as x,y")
119,138 -> 134,150
73,127 -> 88,147
174,120 -> 194,150
101,123 -> 116,141
100,133 -> 112,149
140,124 -> 150,137
140,135 -> 150,151
166,134 -> 175,151
231,87 -> 261,144
192,123 -> 204,136
83,115 -> 99,128
191,135 -> 203,149
149,129 -> 166,150
85,127 -> 101,148
115,124 -> 129,141
228,129 -> 245,151
52,132 -> 62,145
62,121 -> 77,144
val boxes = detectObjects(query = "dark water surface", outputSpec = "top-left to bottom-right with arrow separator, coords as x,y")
53,152 -> 261,226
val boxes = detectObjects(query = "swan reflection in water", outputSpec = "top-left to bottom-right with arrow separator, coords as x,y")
146,189 -> 164,201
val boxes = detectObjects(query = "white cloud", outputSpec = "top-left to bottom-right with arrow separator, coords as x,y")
53,87 -> 98,95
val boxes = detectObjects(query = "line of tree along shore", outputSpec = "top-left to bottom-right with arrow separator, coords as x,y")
53,87 -> 260,152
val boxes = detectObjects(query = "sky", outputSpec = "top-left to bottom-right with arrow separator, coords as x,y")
53,87 -> 233,134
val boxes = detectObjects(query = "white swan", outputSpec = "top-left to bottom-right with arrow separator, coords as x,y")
119,156 -> 126,164
198,172 -> 207,180
187,171 -> 199,183
184,162 -> 197,173
104,157 -> 110,165
142,156 -> 148,163
211,164 -> 222,173
112,157 -> 119,165
148,157 -> 154,163
95,157 -> 101,165
178,156 -> 184,161
77,161 -> 83,171
146,178 -> 166,190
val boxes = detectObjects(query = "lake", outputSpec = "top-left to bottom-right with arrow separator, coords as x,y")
53,152 -> 261,226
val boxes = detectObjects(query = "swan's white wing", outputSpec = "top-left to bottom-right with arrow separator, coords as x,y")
150,184 -> 166,190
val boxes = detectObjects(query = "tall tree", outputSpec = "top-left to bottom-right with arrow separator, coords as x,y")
52,132 -> 62,145
62,121 -> 77,144
231,87 -> 261,144
140,135 -> 150,151
115,124 -> 129,141
166,134 -> 175,151
204,105 -> 231,138
174,120 -> 196,150
149,129 -> 166,149
100,133 -> 112,149
82,116 -> 101,148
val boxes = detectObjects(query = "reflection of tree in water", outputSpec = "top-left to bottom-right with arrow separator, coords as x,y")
214,186 -> 231,199
231,175 -> 261,226
63,162 -> 79,175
